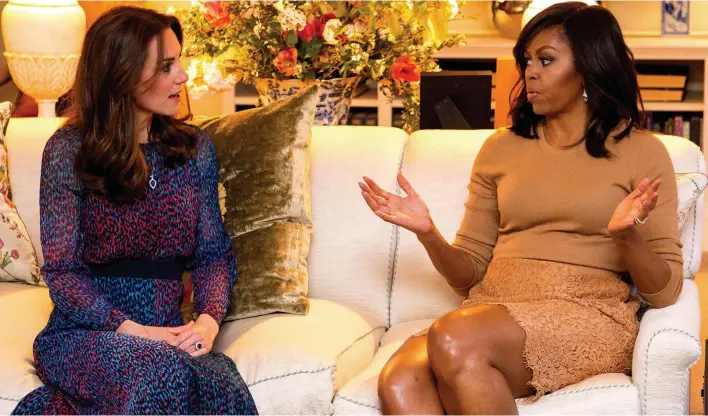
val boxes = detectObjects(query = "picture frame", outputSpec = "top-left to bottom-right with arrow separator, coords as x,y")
662,0 -> 690,35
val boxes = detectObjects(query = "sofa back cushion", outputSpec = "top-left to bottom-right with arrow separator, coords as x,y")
5,117 -> 66,267
308,126 -> 407,328
389,130 -> 494,325
389,130 -> 706,327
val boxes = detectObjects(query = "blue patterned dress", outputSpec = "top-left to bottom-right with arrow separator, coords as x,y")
12,127 -> 258,415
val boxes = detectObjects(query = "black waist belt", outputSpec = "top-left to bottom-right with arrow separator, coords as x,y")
88,259 -> 186,280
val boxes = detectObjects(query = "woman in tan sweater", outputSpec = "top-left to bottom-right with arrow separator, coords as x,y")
360,2 -> 683,415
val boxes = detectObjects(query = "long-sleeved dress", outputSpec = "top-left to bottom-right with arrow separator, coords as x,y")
12,127 -> 258,415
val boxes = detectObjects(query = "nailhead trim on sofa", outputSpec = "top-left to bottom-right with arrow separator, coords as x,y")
385,142 -> 408,328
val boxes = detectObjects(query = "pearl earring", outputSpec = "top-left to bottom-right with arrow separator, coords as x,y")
582,89 -> 588,103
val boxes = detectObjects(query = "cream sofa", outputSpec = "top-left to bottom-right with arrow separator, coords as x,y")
0,124 -> 703,415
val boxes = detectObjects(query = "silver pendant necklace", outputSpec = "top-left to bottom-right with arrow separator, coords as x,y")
149,172 -> 157,190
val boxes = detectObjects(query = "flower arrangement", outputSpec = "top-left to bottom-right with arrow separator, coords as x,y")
172,0 -> 468,132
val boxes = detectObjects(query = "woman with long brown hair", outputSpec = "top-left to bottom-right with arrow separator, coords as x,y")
12,6 -> 257,414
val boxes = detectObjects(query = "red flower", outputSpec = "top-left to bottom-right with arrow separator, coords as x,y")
298,23 -> 316,43
314,13 -> 336,38
11,250 -> 18,260
391,56 -> 420,82
273,48 -> 298,77
0,239 -> 5,250
203,1 -> 231,29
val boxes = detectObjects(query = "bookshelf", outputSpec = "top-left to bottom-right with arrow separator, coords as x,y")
231,35 -> 708,143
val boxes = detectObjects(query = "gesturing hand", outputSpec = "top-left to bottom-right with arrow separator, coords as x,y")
608,176 -> 661,237
359,174 -> 434,236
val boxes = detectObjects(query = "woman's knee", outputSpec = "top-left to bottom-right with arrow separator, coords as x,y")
377,341 -> 431,403
426,309 -> 494,382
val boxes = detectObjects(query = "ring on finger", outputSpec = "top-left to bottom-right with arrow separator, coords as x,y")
195,341 -> 203,351
634,215 -> 648,225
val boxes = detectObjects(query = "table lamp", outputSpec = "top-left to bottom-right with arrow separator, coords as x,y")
1,0 -> 85,117
522,0 -> 598,28
0,0 -> 85,265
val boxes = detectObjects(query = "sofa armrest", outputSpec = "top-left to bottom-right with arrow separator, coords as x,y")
632,279 -> 701,415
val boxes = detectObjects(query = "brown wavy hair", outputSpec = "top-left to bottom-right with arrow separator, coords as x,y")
65,6 -> 197,203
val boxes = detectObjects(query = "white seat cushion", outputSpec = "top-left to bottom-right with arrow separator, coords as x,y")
215,298 -> 385,415
334,320 -> 639,415
0,283 -> 52,413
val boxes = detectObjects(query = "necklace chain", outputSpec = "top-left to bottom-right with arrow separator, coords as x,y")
542,122 -> 585,148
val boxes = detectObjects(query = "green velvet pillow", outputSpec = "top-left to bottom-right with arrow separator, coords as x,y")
192,85 -> 317,321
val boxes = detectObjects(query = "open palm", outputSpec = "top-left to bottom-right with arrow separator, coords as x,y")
608,176 -> 661,236
359,174 -> 433,235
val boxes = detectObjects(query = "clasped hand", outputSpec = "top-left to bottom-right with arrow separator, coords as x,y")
117,314 -> 219,357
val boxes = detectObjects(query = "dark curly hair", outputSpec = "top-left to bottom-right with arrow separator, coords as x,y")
65,6 -> 197,203
509,2 -> 643,158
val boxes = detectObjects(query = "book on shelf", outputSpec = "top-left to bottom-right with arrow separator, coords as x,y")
364,113 -> 377,126
641,89 -> 685,102
635,63 -> 689,89
636,63 -> 689,103
643,111 -> 702,147
637,73 -> 687,89
392,110 -> 405,129
348,109 -> 377,126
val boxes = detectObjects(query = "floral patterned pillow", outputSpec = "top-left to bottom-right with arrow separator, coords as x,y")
0,102 -> 42,285
676,172 -> 708,233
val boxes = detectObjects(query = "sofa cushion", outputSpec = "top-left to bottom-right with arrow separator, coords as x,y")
307,126 -> 408,328
333,319 -> 640,415
214,298 -> 385,415
0,104 -> 42,286
5,117 -> 67,268
0,283 -> 52,411
192,85 -> 318,321
389,130 -> 494,326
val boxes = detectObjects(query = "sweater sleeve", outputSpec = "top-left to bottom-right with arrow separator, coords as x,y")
451,132 -> 502,289
188,130 -> 238,325
632,134 -> 684,307
40,129 -> 128,331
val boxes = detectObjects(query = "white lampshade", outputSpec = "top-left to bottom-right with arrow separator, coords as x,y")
1,0 -> 85,117
522,0 -> 598,29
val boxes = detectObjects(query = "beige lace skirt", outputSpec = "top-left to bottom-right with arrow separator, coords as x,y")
415,258 -> 640,402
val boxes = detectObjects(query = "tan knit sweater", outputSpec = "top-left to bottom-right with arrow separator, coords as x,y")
453,126 -> 684,307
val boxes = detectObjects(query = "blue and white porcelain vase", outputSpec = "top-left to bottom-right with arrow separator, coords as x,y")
254,77 -> 359,126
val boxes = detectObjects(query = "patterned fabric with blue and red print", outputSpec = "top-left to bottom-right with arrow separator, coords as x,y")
12,126 -> 258,415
